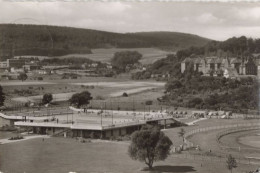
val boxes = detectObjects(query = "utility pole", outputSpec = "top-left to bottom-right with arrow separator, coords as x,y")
101,107 -> 103,126
100,102 -> 103,126
104,102 -> 106,116
143,104 -> 145,120
132,97 -> 135,113
111,100 -> 113,125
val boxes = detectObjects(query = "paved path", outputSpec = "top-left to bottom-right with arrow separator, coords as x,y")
0,135 -> 50,145
186,118 -> 207,126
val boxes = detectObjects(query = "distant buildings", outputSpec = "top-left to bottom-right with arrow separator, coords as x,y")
181,56 -> 259,78
0,61 -> 7,68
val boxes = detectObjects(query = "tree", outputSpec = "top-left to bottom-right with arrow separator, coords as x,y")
226,154 -> 237,173
0,85 -> 5,107
18,72 -> 27,81
111,51 -> 142,72
42,93 -> 53,104
145,100 -> 153,106
122,92 -> 128,97
128,125 -> 172,169
69,91 -> 92,108
165,80 -> 182,92
178,128 -> 185,146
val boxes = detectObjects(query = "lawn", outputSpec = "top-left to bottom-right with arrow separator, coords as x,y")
0,136 -> 256,173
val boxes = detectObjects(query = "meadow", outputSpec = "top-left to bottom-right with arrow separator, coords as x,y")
58,48 -> 172,65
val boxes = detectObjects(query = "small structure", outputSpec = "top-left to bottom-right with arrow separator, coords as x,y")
223,68 -> 238,79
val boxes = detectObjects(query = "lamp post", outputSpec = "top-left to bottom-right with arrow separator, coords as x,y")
111,100 -> 113,125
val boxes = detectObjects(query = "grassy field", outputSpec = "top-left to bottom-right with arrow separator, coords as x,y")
0,131 -> 257,173
58,48 -> 172,65
2,78 -> 165,108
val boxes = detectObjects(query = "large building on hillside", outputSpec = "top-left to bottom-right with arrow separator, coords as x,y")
181,56 -> 259,78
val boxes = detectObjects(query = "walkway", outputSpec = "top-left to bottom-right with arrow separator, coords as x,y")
0,135 -> 50,145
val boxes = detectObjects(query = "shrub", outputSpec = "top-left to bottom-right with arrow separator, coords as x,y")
145,100 -> 153,105
95,95 -> 104,100
122,92 -> 128,97
37,77 -> 43,80
8,136 -> 24,140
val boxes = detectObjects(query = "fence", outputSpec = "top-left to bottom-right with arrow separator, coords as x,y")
182,122 -> 260,164
216,126 -> 260,151
184,122 -> 260,140
170,151 -> 260,166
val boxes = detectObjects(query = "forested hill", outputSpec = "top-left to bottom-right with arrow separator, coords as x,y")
0,24 -> 210,57
176,36 -> 260,58
130,32 -> 210,50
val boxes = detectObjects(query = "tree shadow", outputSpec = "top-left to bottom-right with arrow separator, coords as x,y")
143,165 -> 196,173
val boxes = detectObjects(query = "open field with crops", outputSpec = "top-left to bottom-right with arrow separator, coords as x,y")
58,48 -> 172,65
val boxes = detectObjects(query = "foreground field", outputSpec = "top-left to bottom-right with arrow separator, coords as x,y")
0,136 -> 256,173
0,118 -> 259,173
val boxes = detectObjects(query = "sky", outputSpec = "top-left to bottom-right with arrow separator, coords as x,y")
1,1 -> 260,41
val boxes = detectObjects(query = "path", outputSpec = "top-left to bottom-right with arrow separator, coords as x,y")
186,118 -> 207,126
0,135 -> 50,145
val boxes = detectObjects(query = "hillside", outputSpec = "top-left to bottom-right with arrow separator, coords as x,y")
131,32 -> 211,50
176,36 -> 260,58
132,36 -> 260,80
0,24 -> 210,59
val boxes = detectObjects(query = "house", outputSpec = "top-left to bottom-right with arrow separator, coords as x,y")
181,56 -> 259,77
0,61 -> 7,69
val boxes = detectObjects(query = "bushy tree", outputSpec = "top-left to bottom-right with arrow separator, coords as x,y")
69,91 -> 92,108
165,80 -> 182,92
226,154 -> 237,173
111,51 -> 142,72
128,125 -> 172,169
0,85 -> 5,107
42,93 -> 53,104
18,73 -> 27,81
